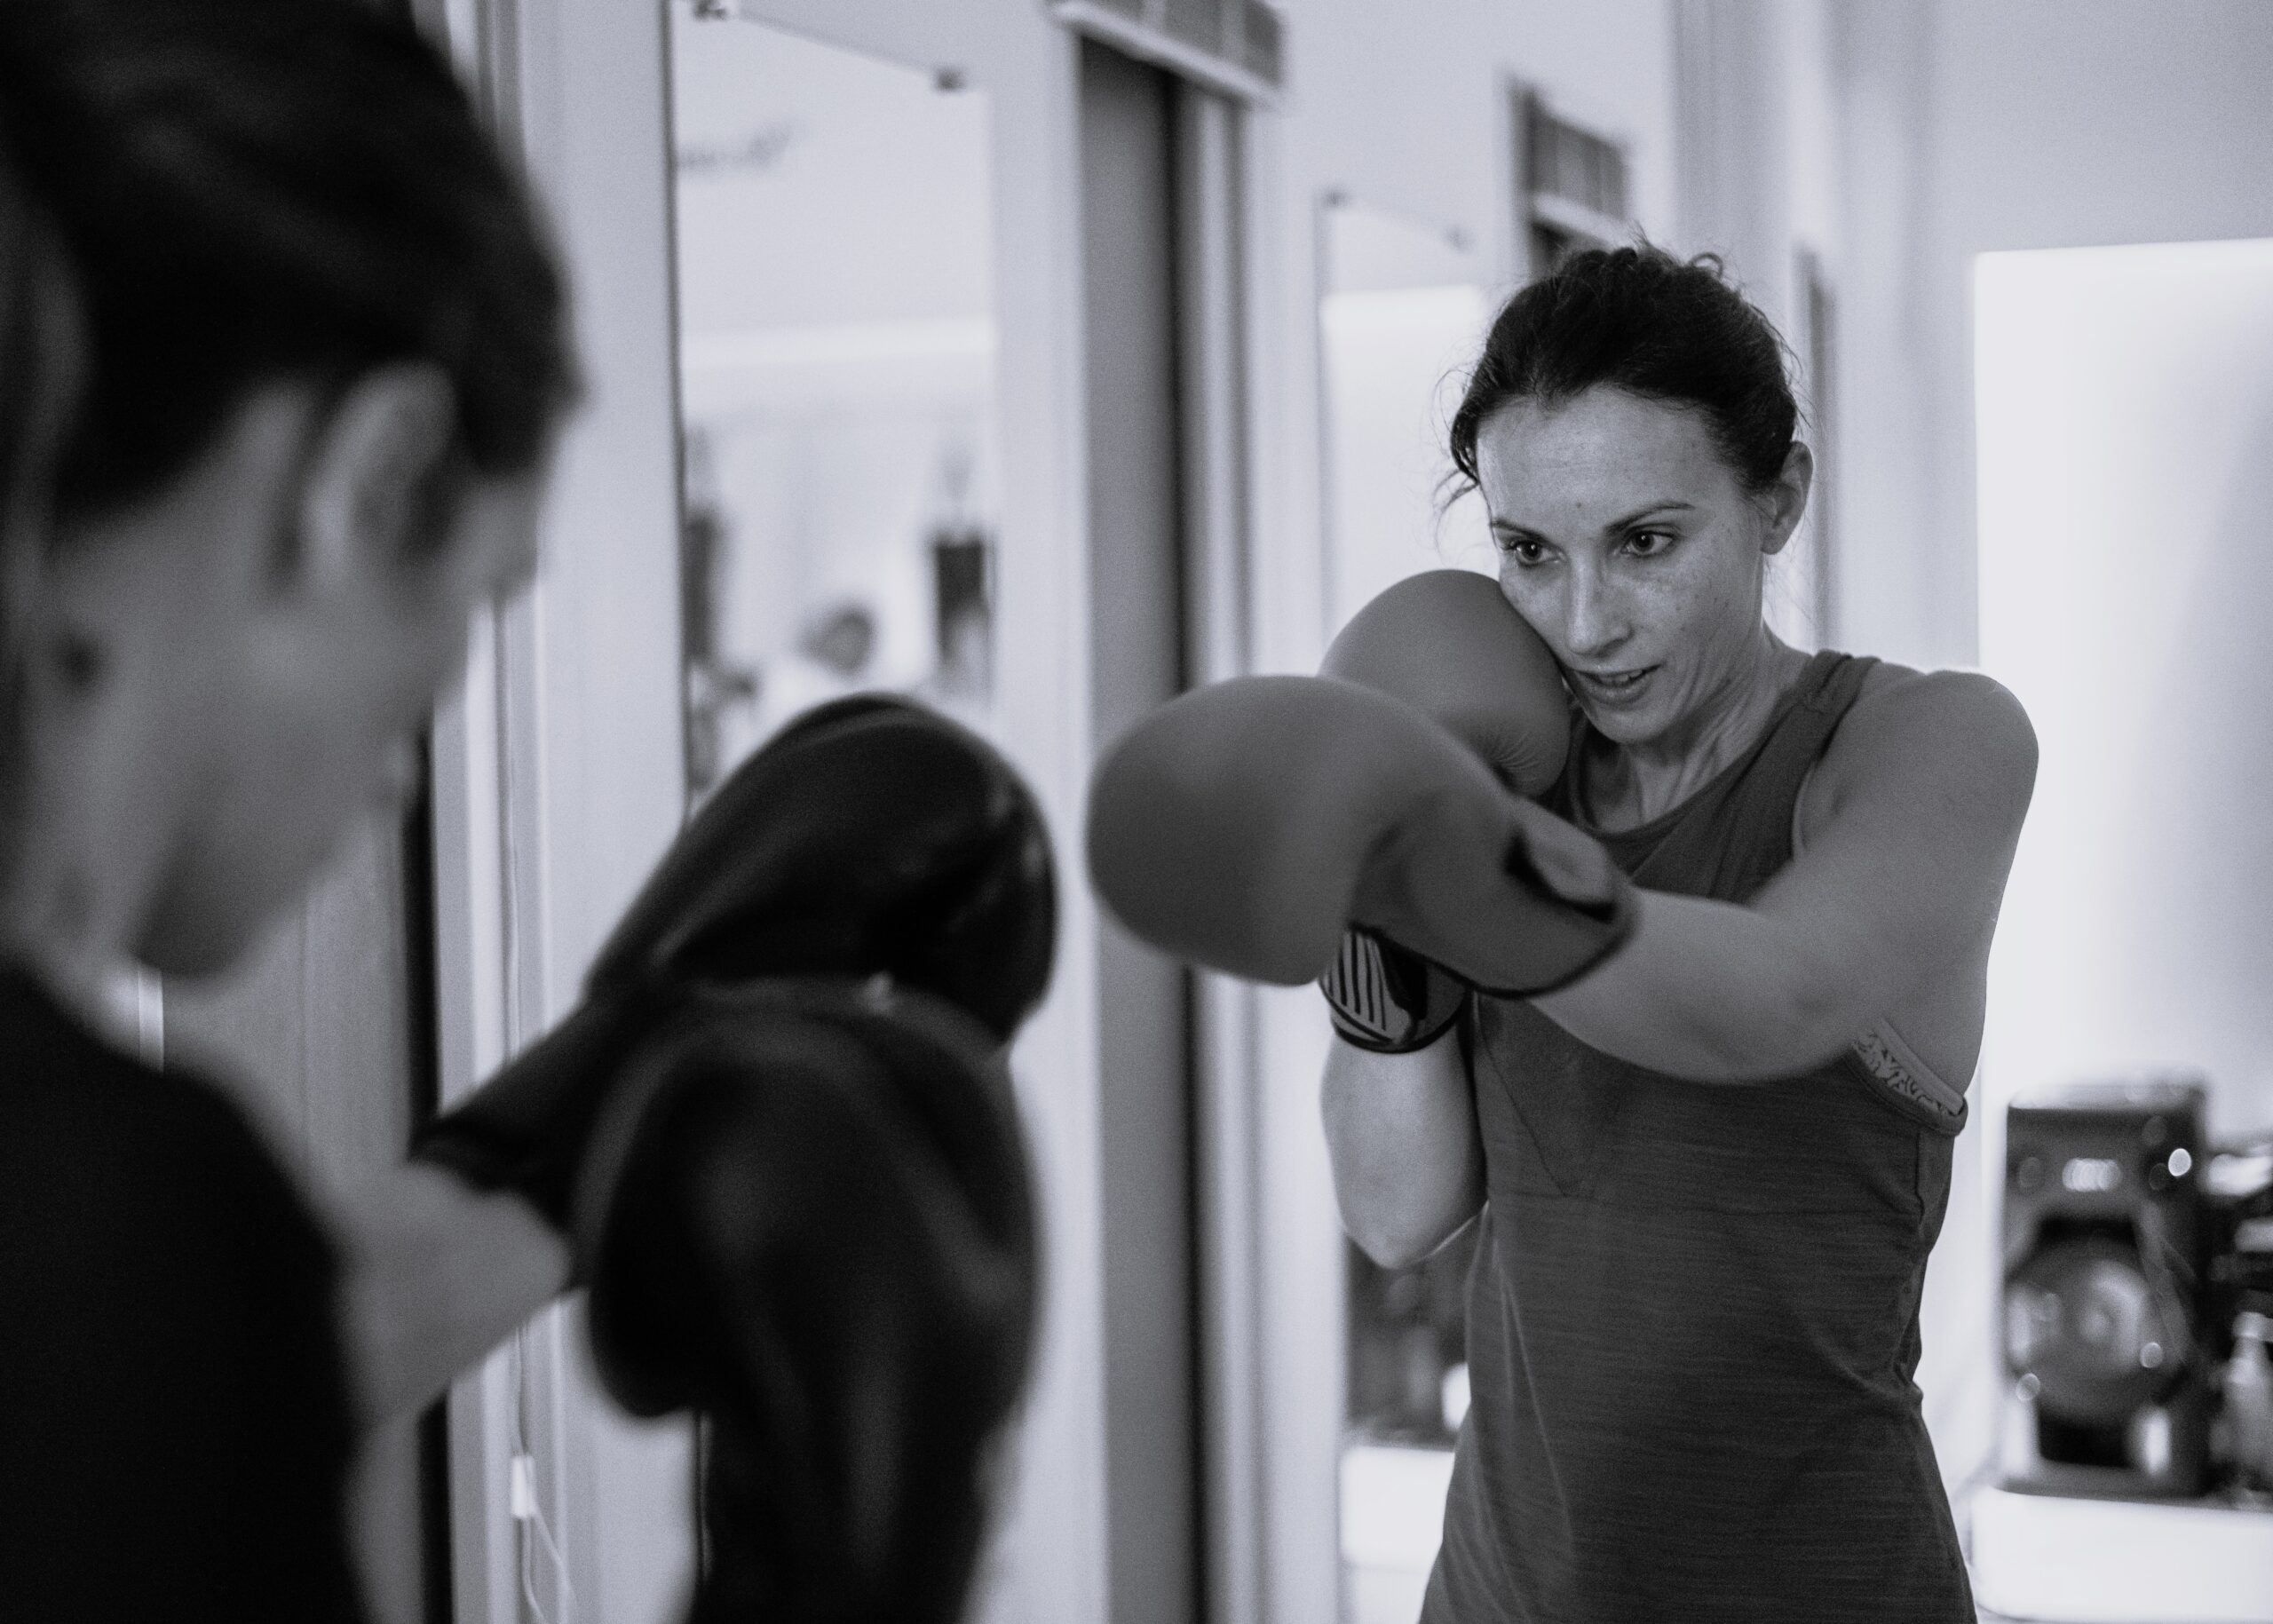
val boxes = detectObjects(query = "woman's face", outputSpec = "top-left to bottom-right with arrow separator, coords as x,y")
1474,385 -> 1802,749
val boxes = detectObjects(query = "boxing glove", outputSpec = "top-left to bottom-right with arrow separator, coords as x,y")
410,699 -> 1054,1624
1321,569 -> 1571,796
1086,675 -> 1631,996
573,978 -> 1034,1624
413,694 -> 1056,1231
589,694 -> 1054,1037
1316,571 -> 1575,1048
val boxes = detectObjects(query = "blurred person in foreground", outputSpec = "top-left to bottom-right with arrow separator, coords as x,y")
0,4 -> 1048,1620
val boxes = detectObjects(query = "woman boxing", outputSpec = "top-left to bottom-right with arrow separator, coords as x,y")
1089,243 -> 2034,1623
1330,247 -> 2034,1623
0,4 -> 1046,1619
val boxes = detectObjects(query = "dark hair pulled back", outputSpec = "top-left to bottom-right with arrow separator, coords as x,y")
1448,243 -> 1797,496
0,0 -> 578,527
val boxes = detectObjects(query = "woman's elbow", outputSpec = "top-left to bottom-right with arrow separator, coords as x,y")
1340,1191 -> 1477,1271
1349,1219 -> 1422,1271
1742,962 -> 1865,1079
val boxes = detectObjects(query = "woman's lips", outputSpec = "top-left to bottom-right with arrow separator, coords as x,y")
1570,665 -> 1658,707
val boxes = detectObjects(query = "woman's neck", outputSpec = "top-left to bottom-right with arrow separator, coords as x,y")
1585,626 -> 1810,829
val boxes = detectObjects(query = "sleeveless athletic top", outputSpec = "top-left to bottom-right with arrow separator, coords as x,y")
1421,651 -> 1975,1624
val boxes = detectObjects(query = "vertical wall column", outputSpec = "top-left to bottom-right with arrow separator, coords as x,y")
1174,85 -> 1267,1624
1671,0 -> 1793,316
1081,42 -> 1201,1624
1080,40 -> 1264,1624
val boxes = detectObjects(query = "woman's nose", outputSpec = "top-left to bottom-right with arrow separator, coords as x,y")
1560,566 -> 1627,660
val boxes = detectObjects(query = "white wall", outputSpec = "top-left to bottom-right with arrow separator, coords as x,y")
1977,239 -> 2273,1130
1833,0 -> 2273,671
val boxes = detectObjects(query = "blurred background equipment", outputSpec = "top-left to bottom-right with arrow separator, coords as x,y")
1999,1078 -> 2211,1499
2206,1143 -> 2273,1491
1975,1081 -> 2273,1623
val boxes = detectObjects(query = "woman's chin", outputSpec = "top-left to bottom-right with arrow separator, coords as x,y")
1576,697 -> 1666,749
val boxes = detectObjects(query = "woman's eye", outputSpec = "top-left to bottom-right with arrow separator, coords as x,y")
1502,537 -> 1549,566
1625,528 -> 1675,558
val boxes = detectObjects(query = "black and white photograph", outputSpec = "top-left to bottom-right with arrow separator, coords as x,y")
1,3 -> 2269,1621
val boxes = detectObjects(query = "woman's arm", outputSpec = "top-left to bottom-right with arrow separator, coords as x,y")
332,1162 -> 570,1428
1534,669 -> 2038,1081
1323,1026 -> 1484,1269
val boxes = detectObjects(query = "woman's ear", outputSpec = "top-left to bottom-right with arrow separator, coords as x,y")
297,363 -> 460,586
1756,440 -> 1815,558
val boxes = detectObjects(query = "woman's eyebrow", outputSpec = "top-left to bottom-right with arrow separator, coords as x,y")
1600,500 -> 1698,530
1490,501 -> 1698,540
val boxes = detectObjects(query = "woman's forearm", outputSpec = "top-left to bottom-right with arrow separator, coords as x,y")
1322,1029 -> 1484,1268
1533,891 -> 1865,1081
332,1161 -> 571,1428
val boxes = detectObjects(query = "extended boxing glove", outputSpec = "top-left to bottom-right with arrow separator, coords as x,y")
1315,570 -> 1577,1050
1320,569 -> 1572,796
412,694 -> 1056,1230
412,696 -> 1055,1624
1086,675 -> 1631,998
573,978 -> 1034,1624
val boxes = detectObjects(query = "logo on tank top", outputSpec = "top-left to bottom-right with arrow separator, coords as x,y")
1852,1025 -> 1968,1133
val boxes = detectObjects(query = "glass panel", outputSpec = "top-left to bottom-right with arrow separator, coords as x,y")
1318,195 -> 1493,631
1316,195 -> 1491,1624
669,4 -> 1001,804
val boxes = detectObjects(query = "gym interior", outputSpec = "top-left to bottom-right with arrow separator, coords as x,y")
148,2 -> 2273,1621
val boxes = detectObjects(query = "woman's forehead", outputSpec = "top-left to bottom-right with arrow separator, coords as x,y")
1476,389 -> 1732,522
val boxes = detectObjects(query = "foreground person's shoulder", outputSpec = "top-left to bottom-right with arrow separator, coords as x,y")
0,1020 -> 326,1287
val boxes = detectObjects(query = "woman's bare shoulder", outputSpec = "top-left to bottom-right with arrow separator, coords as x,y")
1810,660 -> 2039,829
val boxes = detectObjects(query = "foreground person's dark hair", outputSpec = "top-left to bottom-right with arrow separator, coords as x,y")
0,139 -> 82,876
0,0 -> 577,528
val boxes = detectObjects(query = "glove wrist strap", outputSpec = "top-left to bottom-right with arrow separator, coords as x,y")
1321,927 -> 1468,1054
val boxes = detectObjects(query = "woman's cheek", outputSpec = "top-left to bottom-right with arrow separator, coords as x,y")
1497,575 -> 1567,654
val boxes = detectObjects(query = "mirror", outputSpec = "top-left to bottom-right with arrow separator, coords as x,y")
669,4 -> 1001,804
1317,193 -> 1493,637
1316,194 -> 1490,1624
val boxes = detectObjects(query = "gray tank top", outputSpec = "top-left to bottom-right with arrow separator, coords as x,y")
1421,650 -> 1975,1624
